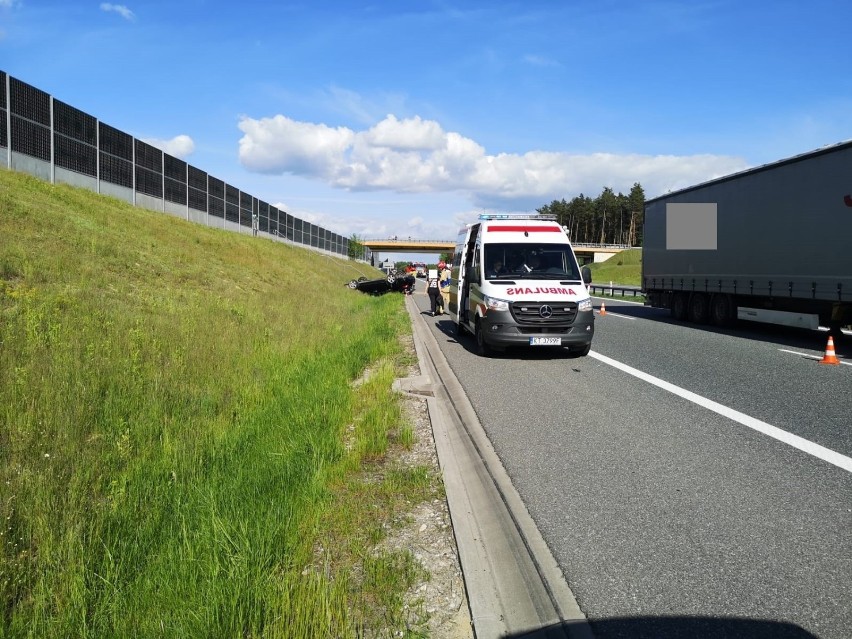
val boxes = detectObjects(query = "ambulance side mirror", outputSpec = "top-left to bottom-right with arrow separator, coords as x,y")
582,266 -> 592,284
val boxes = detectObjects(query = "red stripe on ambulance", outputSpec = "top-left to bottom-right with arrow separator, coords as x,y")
486,225 -> 562,232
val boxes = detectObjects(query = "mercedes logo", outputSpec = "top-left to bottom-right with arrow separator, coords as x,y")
539,305 -> 553,318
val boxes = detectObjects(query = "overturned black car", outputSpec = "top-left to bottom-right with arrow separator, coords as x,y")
346,271 -> 416,295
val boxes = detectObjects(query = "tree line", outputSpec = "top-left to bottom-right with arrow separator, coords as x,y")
536,182 -> 645,247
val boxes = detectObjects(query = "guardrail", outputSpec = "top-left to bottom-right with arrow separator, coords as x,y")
588,283 -> 643,298
573,243 -> 633,249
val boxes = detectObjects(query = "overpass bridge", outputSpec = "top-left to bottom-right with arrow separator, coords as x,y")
571,243 -> 634,264
363,238 -> 454,254
362,238 -> 632,264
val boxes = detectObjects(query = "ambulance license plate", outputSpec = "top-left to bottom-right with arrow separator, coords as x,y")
530,336 -> 561,346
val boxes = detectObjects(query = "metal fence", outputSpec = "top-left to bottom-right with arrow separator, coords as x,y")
0,70 -> 367,261
588,283 -> 643,298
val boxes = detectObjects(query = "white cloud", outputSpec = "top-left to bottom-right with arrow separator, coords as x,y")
100,3 -> 135,21
363,115 -> 446,151
238,113 -> 748,209
142,134 -> 195,159
239,115 -> 354,178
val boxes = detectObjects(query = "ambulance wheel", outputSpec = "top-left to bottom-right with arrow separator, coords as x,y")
453,319 -> 465,337
572,343 -> 591,357
475,318 -> 492,356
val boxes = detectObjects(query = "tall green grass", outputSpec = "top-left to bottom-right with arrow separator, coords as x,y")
0,169 -> 439,637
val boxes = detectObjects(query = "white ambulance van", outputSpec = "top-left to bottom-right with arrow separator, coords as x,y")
448,214 -> 594,356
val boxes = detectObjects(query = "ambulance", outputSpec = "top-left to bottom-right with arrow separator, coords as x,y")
447,214 -> 594,356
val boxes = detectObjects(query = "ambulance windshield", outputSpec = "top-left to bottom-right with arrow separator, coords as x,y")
484,244 -> 582,280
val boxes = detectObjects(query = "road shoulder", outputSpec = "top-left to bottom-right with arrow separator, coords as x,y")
399,295 -> 593,639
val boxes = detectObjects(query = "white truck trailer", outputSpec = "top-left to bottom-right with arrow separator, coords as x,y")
642,141 -> 852,334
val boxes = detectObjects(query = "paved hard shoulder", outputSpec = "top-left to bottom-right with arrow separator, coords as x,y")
403,296 -> 592,639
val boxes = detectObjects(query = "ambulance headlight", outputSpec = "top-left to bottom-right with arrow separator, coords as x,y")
578,297 -> 592,312
483,294 -> 510,312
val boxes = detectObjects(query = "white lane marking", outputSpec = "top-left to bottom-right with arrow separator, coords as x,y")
591,295 -> 644,306
779,348 -> 851,366
589,351 -> 852,474
596,310 -> 636,320
817,326 -> 852,335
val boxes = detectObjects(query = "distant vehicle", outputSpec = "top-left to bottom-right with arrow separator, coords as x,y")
448,214 -> 594,356
643,141 -> 852,333
415,262 -> 428,278
347,270 -> 415,295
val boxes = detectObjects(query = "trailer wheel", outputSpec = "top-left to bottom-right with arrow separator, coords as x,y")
688,293 -> 710,324
672,294 -> 688,321
710,294 -> 734,327
475,318 -> 492,356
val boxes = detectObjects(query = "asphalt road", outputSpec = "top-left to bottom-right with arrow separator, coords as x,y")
411,286 -> 851,639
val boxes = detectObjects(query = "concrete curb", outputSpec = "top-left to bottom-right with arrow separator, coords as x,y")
399,296 -> 593,639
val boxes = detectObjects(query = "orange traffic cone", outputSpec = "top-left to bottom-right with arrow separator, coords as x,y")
599,301 -> 607,316
819,335 -> 840,365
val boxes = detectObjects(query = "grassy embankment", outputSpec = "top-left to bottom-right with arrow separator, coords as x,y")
0,168 -> 442,637
587,248 -> 643,301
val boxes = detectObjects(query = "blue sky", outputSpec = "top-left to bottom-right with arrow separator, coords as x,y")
2,1 -> 851,261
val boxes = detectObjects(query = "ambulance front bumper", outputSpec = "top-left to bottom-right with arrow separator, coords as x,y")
480,309 -> 595,348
